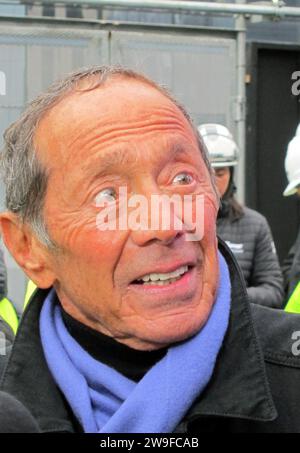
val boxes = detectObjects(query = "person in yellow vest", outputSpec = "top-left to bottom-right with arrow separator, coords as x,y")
0,297 -> 18,337
282,124 -> 300,313
24,280 -> 37,309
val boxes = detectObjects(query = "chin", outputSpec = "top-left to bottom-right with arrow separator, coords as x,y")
133,307 -> 213,350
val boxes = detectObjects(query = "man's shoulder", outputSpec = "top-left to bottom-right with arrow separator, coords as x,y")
251,304 -> 300,366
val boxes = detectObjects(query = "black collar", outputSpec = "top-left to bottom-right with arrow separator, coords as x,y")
61,307 -> 167,382
184,240 -> 276,424
0,239 -> 276,432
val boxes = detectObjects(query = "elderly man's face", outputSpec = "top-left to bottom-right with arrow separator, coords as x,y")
35,77 -> 219,350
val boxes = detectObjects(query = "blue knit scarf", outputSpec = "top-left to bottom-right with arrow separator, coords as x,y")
40,252 -> 231,433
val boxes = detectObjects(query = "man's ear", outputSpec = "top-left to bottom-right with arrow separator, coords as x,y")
0,212 -> 56,289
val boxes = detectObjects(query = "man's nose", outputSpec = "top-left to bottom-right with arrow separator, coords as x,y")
129,194 -> 186,246
130,224 -> 184,247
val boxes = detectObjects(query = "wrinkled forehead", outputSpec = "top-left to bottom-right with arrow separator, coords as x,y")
33,77 -> 198,171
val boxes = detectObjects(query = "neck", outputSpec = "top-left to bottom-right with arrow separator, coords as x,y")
61,307 -> 167,382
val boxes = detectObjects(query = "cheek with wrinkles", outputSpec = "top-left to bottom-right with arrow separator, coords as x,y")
182,193 -> 217,238
47,210 -> 95,248
70,228 -> 127,262
203,201 -> 218,238
46,200 -> 127,257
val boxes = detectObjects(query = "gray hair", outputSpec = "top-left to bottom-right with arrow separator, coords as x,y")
0,65 -> 215,247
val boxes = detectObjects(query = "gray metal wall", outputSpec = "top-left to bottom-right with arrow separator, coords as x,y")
22,0 -> 300,45
0,19 -> 237,310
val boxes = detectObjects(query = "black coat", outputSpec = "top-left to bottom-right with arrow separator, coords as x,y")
218,207 -> 284,309
1,240 -> 300,433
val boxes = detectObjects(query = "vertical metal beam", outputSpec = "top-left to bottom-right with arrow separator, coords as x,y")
235,0 -> 247,203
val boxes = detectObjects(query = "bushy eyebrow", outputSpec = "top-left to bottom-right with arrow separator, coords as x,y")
88,141 -> 194,180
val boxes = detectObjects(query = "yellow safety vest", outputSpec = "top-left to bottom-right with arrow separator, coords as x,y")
285,281 -> 300,314
0,297 -> 19,335
24,280 -> 37,309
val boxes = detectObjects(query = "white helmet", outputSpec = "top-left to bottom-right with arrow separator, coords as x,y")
283,124 -> 300,197
198,123 -> 239,168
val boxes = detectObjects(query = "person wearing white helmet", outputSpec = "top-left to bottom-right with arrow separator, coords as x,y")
199,124 -> 284,308
283,124 -> 300,197
282,124 -> 300,309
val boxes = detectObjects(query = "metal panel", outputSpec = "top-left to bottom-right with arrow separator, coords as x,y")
0,23 -> 109,310
0,25 -> 109,101
110,30 -> 237,137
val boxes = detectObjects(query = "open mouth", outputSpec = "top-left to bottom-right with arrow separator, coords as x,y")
131,265 -> 193,287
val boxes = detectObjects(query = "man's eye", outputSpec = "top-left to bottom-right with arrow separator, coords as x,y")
172,172 -> 194,185
95,188 -> 117,206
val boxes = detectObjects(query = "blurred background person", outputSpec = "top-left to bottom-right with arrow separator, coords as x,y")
199,123 -> 284,308
282,124 -> 300,311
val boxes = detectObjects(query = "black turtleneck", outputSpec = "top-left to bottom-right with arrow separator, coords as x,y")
61,308 -> 167,382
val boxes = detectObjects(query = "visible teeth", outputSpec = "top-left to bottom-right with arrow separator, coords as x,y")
138,265 -> 189,283
142,277 -> 181,286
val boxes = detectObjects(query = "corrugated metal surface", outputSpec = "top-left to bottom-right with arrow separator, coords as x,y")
110,30 -> 236,126
22,0 -> 300,45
